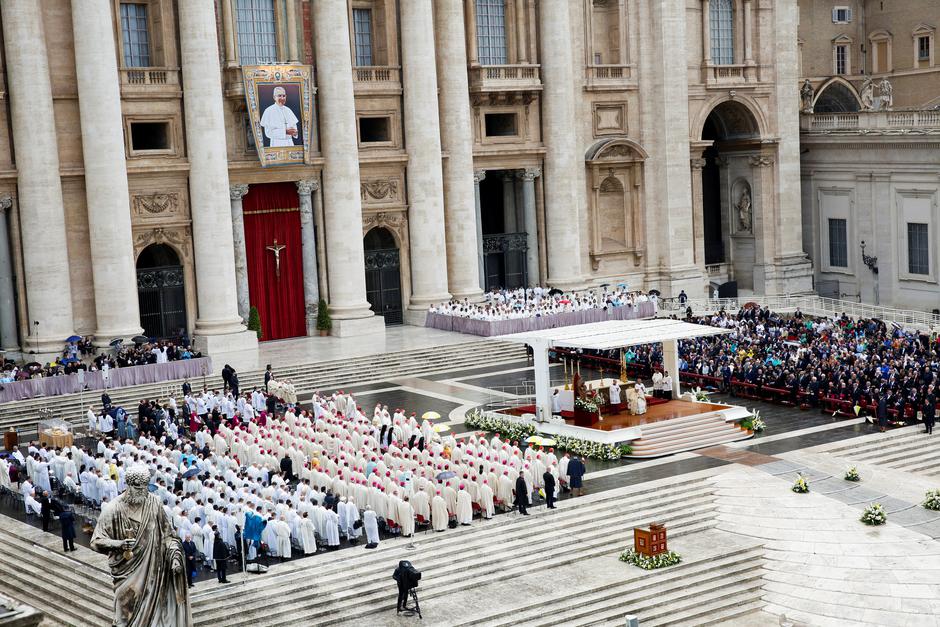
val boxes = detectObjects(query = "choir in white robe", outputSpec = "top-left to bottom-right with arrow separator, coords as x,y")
363,510 -> 380,547
455,489 -> 473,526
431,494 -> 448,531
299,514 -> 317,555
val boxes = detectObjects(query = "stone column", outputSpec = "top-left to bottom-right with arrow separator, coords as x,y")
518,168 -> 540,286
690,157 -> 707,269
312,177 -> 329,300
743,0 -> 754,65
221,0 -> 238,67
473,171 -> 487,290
401,0 -> 452,319
514,0 -> 528,63
296,179 -> 320,335
72,0 -> 144,344
178,0 -> 256,352
436,0 -> 483,300
539,3 -> 584,289
313,0 -> 383,335
502,174 -> 517,232
701,0 -> 711,66
465,0 -> 479,65
286,0 -> 299,63
0,196 -> 18,351
1,0 -> 75,353
229,184 -> 250,322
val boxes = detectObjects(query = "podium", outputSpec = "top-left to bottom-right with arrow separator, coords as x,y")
634,522 -> 668,557
3,427 -> 16,452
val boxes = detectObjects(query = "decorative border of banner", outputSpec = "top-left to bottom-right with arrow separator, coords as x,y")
242,65 -> 315,167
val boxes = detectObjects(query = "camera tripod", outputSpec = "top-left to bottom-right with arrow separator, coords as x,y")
401,588 -> 422,619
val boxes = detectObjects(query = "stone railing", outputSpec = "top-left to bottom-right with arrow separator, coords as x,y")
801,109 -> 940,134
469,64 -> 541,92
119,67 -> 180,90
704,64 -> 749,84
352,65 -> 401,92
585,64 -> 635,89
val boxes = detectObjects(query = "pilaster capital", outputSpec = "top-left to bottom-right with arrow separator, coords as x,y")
0,194 -> 13,212
517,168 -> 542,181
690,158 -> 707,170
229,184 -> 250,200
473,170 -> 487,184
748,155 -> 775,168
296,178 -> 319,195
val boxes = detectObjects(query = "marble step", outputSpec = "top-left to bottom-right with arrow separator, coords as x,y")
639,585 -> 766,627
634,419 -> 744,447
193,493 -> 717,624
847,437 -> 938,465
192,477 -> 714,607
877,446 -> 940,471
474,545 -> 763,627
630,428 -> 751,457
0,542 -> 112,626
0,525 -> 112,588
527,560 -> 764,627
825,431 -> 924,458
761,586 -> 914,627
193,484 -> 717,625
637,412 -> 731,435
659,599 -> 767,627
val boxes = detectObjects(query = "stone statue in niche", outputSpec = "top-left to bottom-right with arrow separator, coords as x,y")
878,78 -> 893,110
800,79 -> 814,113
860,78 -> 875,111
736,185 -> 752,233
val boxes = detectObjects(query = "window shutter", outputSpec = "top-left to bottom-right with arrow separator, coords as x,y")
846,8 -> 853,23
832,8 -> 838,22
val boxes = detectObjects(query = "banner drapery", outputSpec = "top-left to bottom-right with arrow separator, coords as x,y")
243,182 -> 306,340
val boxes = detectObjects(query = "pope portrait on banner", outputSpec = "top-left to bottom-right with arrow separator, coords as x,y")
260,85 -> 299,147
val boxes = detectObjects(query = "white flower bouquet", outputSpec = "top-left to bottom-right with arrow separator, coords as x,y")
844,466 -> 860,482
922,489 -> 940,511
860,502 -> 887,525
791,474 -> 809,493
464,409 -> 537,441
552,434 -> 623,460
574,397 -> 599,413
619,548 -> 682,570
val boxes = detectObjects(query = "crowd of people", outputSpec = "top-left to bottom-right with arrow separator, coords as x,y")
0,339 -> 202,383
2,374 -> 588,586
428,285 -> 655,321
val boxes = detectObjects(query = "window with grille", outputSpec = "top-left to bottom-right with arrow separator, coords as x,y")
476,0 -> 507,65
919,36 -> 931,61
907,223 -> 930,275
710,0 -> 734,65
236,0 -> 277,66
353,9 -> 374,67
120,3 -> 151,68
828,218 -> 848,268
835,45 -> 848,74
832,7 -> 852,24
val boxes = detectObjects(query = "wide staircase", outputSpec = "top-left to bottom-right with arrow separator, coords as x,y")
0,476 -> 724,626
0,340 -> 528,435
822,426 -> 940,477
628,413 -> 753,458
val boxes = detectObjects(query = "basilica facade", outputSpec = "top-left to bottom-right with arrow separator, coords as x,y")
0,0 -> 814,354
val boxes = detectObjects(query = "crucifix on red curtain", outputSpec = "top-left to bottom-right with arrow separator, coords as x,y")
266,239 -> 286,279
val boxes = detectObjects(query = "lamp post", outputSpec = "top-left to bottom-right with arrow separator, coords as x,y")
860,240 -> 879,304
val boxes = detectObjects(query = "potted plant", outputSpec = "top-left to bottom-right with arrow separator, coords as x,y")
316,299 -> 332,336
247,306 -> 262,340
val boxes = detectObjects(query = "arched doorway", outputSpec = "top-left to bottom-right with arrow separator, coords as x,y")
136,244 -> 187,341
364,227 -> 403,325
700,100 -> 762,289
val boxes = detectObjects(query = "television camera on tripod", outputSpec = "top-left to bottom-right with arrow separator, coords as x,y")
393,560 -> 422,618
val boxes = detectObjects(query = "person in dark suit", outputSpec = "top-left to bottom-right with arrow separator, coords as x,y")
543,470 -> 557,509
212,526 -> 230,584
101,391 -> 112,410
182,379 -> 192,397
280,454 -> 295,483
58,508 -> 76,552
230,372 -> 240,397
568,455 -> 587,496
513,475 -> 529,515
877,394 -> 889,433
39,491 -> 52,532
264,364 -> 274,387
924,389 -> 936,435
183,534 -> 198,587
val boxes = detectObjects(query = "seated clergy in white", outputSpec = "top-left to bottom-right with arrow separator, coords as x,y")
260,86 -> 299,147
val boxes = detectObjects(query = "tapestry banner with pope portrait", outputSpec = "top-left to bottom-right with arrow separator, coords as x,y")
242,65 -> 315,167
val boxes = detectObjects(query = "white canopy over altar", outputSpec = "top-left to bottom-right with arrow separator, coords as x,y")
497,319 -> 732,421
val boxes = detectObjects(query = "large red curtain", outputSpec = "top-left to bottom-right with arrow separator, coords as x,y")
243,182 -> 306,340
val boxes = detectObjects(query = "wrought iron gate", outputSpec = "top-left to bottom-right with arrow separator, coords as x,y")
364,248 -> 403,325
483,233 -> 528,291
137,265 -> 187,340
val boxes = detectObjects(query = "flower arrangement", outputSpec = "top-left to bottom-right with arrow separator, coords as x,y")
619,548 -> 682,570
551,434 -> 623,460
922,489 -> 940,511
464,410 -> 537,442
692,386 -> 711,402
741,410 -> 765,433
574,396 -> 599,413
860,502 -> 887,525
844,466 -> 860,482
791,474 -> 809,493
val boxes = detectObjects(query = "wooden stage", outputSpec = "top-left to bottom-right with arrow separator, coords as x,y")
577,399 -> 732,431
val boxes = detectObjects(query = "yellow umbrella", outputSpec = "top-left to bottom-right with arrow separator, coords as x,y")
526,435 -> 542,445
538,438 -> 557,447
422,411 -> 441,420
432,423 -> 450,433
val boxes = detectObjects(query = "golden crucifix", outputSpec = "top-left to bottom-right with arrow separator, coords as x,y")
266,239 -> 287,279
